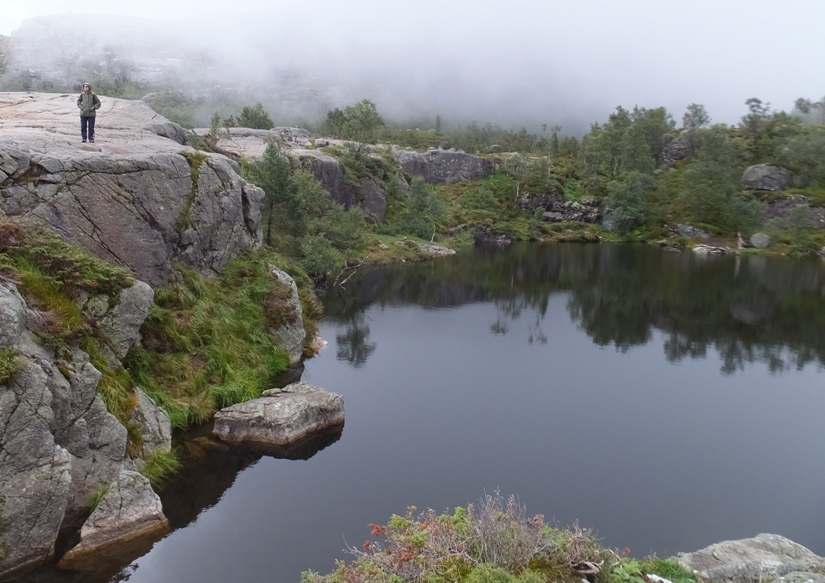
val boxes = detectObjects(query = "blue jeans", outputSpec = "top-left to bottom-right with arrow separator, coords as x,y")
80,115 -> 96,140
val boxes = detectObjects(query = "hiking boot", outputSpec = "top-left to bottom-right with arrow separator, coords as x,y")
82,139 -> 87,143
89,138 -> 95,143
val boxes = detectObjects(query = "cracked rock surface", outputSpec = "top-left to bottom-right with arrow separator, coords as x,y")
213,382 -> 344,449
0,280 -> 169,578
0,92 -> 264,286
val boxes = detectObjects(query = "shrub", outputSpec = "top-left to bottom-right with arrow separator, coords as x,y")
300,236 -> 340,281
303,492 -> 612,583
236,102 -> 275,130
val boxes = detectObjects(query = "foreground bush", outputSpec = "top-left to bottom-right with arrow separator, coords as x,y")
302,492 -> 695,583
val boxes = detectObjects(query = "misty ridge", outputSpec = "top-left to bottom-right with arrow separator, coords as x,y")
1,10 -> 822,135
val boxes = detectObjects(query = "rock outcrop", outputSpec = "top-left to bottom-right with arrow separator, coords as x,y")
58,471 -> 169,571
742,164 -> 793,191
267,266 -> 307,366
766,195 -> 825,230
523,192 -> 602,223
0,279 -> 171,578
393,147 -> 494,184
677,534 -> 825,583
213,382 -> 344,450
0,92 -> 265,286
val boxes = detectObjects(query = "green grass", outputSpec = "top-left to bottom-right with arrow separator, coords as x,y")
0,347 -> 19,385
139,450 -> 182,489
86,484 -> 110,512
125,252 -> 294,428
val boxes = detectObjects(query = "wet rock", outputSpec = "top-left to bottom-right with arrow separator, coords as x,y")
676,534 -> 825,583
419,243 -> 456,256
750,232 -> 771,249
266,266 -> 306,366
394,148 -> 493,184
130,388 -> 172,457
692,244 -> 728,255
0,282 -> 26,348
213,382 -> 344,449
58,471 -> 169,571
474,225 -> 512,246
742,164 -> 793,191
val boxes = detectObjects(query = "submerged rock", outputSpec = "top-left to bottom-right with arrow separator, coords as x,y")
212,382 -> 344,450
677,534 -> 825,583
58,471 -> 169,571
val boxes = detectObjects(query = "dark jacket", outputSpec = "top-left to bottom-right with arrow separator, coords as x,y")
77,90 -> 101,116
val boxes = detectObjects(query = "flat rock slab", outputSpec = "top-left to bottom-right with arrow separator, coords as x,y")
677,534 -> 825,583
212,382 -> 344,449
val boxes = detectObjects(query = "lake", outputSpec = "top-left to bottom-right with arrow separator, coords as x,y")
58,243 -> 825,583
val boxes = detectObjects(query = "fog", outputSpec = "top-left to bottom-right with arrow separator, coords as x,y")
2,0 -> 824,132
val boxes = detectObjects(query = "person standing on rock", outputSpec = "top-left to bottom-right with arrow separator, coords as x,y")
76,83 -> 101,143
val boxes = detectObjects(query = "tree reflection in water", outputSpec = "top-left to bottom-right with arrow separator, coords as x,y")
322,243 -> 825,373
335,311 -> 377,368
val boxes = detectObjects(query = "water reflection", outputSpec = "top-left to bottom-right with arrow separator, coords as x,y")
325,243 -> 825,373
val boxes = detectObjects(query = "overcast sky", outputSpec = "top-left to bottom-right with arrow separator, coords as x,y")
2,0 -> 824,130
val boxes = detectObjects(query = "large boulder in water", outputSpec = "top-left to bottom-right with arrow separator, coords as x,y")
213,382 -> 344,450
676,534 -> 825,583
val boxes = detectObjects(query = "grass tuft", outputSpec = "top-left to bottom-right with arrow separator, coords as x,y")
0,347 -> 20,385
125,251 -> 294,427
140,450 -> 182,489
86,484 -> 110,512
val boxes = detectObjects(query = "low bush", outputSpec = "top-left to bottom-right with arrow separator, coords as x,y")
302,493 -> 696,583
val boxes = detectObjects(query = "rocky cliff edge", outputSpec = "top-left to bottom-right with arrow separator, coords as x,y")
0,92 -> 265,286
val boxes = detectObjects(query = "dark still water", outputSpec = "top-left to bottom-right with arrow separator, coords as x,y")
114,243 -> 825,582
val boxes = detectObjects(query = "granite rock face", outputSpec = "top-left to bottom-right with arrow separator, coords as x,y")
0,92 -> 264,286
267,266 -> 307,366
0,279 -> 170,578
82,281 -> 155,364
394,148 -> 494,184
742,164 -> 793,191
213,382 -> 344,449
130,388 -> 172,458
0,282 -> 26,348
677,534 -> 825,583
58,470 -> 169,571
